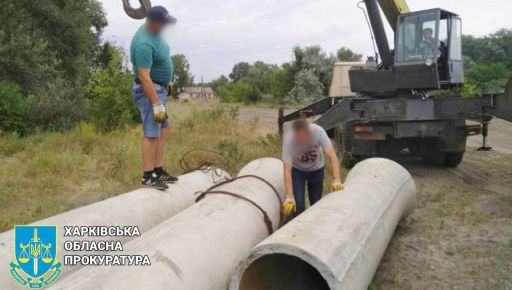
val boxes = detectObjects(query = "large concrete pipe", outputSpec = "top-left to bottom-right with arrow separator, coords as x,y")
49,158 -> 285,290
230,158 -> 416,290
0,168 -> 229,289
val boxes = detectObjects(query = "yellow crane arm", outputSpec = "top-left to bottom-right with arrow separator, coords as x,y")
377,0 -> 410,31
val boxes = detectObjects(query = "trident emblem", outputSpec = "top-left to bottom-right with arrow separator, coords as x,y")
18,229 -> 53,276
11,226 -> 61,288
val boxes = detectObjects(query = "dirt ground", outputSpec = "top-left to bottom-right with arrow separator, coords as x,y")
240,108 -> 512,290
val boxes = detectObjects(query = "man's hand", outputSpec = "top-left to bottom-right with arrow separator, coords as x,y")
331,179 -> 344,192
153,103 -> 167,123
282,196 -> 296,216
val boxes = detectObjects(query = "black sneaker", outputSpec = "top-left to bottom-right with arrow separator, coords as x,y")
142,175 -> 169,190
155,169 -> 179,183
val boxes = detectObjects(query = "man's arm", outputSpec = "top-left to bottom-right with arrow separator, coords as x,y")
281,161 -> 296,215
137,67 -> 160,105
317,126 -> 341,184
283,162 -> 294,198
325,146 -> 341,182
281,137 -> 296,215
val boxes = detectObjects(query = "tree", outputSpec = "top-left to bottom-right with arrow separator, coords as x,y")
85,44 -> 137,132
462,29 -> 512,93
291,46 -> 337,96
229,62 -> 250,82
28,78 -> 86,132
247,61 -> 275,94
0,0 -> 107,94
337,47 -> 363,62
466,63 -> 509,94
0,82 -> 29,134
0,4 -> 60,94
172,54 -> 194,96
269,64 -> 293,104
285,70 -> 324,105
209,75 -> 229,92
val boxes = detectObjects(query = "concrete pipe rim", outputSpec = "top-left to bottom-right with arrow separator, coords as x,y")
230,244 -> 337,290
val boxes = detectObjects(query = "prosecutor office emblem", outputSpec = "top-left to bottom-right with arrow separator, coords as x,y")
10,226 -> 62,288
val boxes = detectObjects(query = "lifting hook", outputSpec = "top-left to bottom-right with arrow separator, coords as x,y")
122,0 -> 152,19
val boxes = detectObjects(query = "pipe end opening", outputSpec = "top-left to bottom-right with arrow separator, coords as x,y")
238,253 -> 329,290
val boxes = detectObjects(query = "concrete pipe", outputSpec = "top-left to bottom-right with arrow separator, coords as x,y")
49,158 -> 285,290
230,158 -> 416,290
0,168 -> 229,289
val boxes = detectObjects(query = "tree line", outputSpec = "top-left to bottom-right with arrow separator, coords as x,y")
208,47 -> 362,104
209,29 -> 512,104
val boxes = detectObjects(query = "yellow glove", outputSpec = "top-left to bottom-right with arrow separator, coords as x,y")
331,179 -> 344,192
281,196 -> 296,216
153,103 -> 167,123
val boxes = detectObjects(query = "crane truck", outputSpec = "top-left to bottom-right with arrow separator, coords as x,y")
279,0 -> 512,168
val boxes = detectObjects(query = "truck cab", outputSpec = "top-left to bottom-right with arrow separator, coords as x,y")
349,8 -> 464,94
395,9 -> 464,90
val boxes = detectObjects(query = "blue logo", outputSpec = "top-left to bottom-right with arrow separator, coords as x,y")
10,226 -> 62,288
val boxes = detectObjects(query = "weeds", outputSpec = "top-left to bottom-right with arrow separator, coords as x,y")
0,132 -> 27,156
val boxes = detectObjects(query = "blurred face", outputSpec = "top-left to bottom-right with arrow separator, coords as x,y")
423,29 -> 433,40
147,21 -> 167,35
293,128 -> 311,145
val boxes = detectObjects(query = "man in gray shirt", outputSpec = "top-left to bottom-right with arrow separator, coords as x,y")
281,120 -> 344,216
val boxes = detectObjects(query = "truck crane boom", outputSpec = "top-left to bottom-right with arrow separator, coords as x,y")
377,0 -> 410,31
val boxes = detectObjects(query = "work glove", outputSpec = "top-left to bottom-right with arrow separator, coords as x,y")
281,196 -> 296,216
153,103 -> 168,123
331,179 -> 344,192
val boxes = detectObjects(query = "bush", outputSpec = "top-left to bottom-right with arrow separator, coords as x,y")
28,78 -> 85,132
466,63 -> 510,94
85,44 -> 138,133
0,131 -> 27,156
285,69 -> 324,104
0,81 -> 29,134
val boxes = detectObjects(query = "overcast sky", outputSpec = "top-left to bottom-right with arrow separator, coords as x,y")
102,0 -> 512,81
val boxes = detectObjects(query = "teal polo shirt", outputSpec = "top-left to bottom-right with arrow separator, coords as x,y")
130,25 -> 174,85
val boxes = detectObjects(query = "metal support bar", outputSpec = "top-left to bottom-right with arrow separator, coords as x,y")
364,0 -> 393,68
281,98 -> 338,123
315,99 -> 360,131
477,120 -> 492,151
278,108 -> 284,136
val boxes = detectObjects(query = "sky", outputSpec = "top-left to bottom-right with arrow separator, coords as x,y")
102,0 -> 512,81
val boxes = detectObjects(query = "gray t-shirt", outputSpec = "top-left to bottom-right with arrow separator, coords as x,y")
282,124 -> 333,172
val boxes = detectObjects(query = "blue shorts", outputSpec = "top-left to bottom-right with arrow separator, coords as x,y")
133,83 -> 170,138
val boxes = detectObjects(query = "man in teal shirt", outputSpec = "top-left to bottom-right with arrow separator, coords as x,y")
131,6 -> 177,190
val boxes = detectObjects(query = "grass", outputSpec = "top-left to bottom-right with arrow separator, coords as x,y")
0,102 -> 282,231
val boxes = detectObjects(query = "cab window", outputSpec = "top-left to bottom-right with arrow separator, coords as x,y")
396,11 -> 439,63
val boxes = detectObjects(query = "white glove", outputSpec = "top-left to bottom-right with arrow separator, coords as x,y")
153,103 -> 167,123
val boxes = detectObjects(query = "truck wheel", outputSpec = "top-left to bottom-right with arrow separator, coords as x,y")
338,123 -> 359,169
444,152 -> 464,167
422,150 -> 446,166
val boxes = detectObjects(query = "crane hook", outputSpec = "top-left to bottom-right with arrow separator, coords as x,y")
122,0 -> 152,19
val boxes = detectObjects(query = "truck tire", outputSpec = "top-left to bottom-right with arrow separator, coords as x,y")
444,152 -> 464,167
422,147 -> 446,166
338,123 -> 359,169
